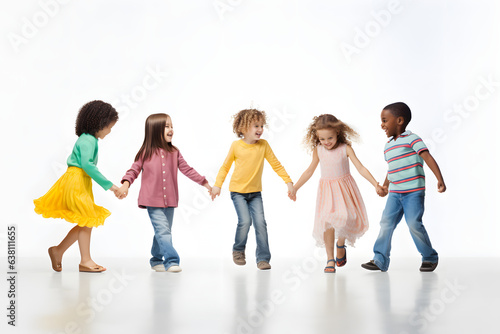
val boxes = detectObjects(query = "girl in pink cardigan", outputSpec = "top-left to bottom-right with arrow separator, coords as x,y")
117,113 -> 212,272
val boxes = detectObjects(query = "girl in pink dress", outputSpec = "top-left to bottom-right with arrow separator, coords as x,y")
290,114 -> 385,273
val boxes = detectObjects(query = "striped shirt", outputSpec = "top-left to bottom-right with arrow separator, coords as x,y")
384,131 -> 428,193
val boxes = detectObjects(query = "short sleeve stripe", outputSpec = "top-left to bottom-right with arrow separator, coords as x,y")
384,131 -> 427,193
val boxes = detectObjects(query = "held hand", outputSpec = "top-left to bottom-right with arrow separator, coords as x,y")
288,185 -> 297,201
116,183 -> 130,200
203,182 -> 213,196
383,186 -> 389,196
211,186 -> 221,201
437,181 -> 446,193
376,184 -> 388,197
286,182 -> 296,201
110,185 -> 120,199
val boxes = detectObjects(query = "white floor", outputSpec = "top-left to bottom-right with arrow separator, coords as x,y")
4,256 -> 500,334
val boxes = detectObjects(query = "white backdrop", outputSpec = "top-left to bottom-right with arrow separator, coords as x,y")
1,0 -> 498,261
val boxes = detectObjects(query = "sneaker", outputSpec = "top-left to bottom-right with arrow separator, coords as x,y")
166,265 -> 182,273
233,251 -> 246,265
420,261 -> 438,272
152,264 -> 166,272
257,261 -> 271,270
361,260 -> 382,271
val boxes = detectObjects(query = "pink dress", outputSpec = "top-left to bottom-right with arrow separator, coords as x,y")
313,143 -> 369,247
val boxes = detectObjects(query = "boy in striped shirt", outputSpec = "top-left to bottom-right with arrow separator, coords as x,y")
362,102 -> 446,272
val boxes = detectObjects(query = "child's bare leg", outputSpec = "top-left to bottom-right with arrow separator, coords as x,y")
49,225 -> 81,269
324,228 -> 336,261
337,237 -> 346,259
78,227 -> 105,270
57,225 -> 80,252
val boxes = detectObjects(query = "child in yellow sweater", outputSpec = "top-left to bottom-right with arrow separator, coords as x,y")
211,109 -> 293,270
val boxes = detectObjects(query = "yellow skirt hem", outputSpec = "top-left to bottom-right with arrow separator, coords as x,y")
34,205 -> 110,228
33,167 -> 111,228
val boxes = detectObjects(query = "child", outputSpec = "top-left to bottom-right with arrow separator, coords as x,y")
362,102 -> 446,272
34,100 -> 120,273
290,114 -> 384,273
117,113 -> 211,273
211,109 -> 293,270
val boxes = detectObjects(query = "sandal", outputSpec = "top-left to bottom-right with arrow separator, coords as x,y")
48,247 -> 62,272
79,264 -> 106,273
324,259 -> 336,273
336,242 -> 347,267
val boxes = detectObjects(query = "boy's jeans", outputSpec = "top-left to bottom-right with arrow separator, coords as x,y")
146,207 -> 180,270
231,192 -> 271,263
373,190 -> 438,271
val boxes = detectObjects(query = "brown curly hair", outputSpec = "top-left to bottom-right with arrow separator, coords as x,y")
304,114 -> 359,152
75,100 -> 119,137
232,109 -> 267,138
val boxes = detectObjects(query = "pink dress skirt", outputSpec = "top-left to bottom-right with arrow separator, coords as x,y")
313,144 -> 369,247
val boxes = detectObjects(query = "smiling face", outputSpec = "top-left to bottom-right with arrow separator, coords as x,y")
164,116 -> 174,142
95,121 -> 116,139
242,121 -> 264,144
317,128 -> 338,150
380,109 -> 403,138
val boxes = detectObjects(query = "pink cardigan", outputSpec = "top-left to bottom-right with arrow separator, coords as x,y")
122,149 -> 207,208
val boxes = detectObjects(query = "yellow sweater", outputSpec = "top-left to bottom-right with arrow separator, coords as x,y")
215,139 -> 292,193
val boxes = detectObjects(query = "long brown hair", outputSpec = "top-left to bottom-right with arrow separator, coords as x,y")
304,114 -> 359,152
134,113 -> 177,162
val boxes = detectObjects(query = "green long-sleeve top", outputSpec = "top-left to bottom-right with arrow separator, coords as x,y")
67,133 -> 113,190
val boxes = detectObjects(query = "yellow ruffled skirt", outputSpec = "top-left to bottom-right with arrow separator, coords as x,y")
34,167 -> 110,227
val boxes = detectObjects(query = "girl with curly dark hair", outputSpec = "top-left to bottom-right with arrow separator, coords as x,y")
290,114 -> 384,273
34,100 -> 120,273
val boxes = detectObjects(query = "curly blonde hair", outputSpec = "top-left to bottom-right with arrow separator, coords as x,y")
232,109 -> 267,138
304,114 -> 359,152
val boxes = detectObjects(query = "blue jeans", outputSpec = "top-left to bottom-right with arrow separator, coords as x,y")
231,192 -> 270,263
373,190 -> 438,271
146,207 -> 180,270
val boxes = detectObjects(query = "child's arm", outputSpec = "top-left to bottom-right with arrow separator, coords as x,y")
382,174 -> 389,188
177,151 -> 213,197
419,151 -> 446,193
79,138 -> 114,191
211,143 -> 236,200
178,151 -> 210,185
263,141 -> 293,198
346,145 -> 383,193
291,147 -> 320,200
117,158 -> 143,199
202,182 -> 212,192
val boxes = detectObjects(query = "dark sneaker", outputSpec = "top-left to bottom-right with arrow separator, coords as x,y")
420,261 -> 438,272
232,251 -> 246,265
257,261 -> 271,270
361,260 -> 382,271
